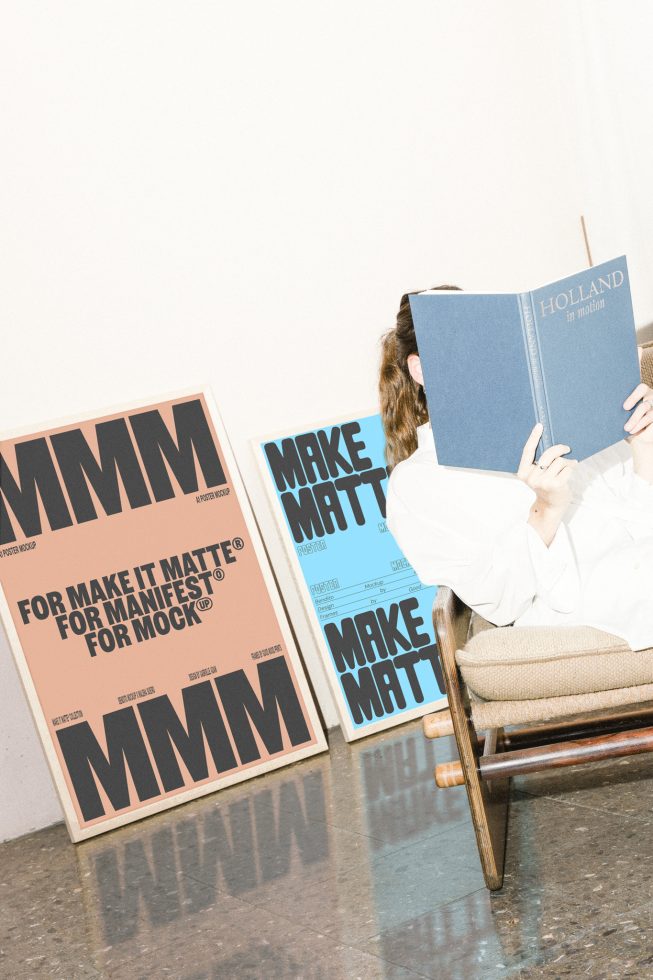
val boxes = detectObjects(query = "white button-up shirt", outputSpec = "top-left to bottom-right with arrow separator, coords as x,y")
385,421 -> 653,651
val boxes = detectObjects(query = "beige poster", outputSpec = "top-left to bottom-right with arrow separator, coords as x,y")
0,389 -> 326,841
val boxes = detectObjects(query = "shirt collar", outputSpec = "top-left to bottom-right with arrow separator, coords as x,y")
416,421 -> 436,453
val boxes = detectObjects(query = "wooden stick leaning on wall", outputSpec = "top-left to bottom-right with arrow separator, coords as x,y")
580,214 -> 593,268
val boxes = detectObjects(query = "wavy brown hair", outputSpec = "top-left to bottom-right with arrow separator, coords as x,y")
379,285 -> 462,470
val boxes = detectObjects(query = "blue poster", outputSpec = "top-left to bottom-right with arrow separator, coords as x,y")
258,412 -> 446,740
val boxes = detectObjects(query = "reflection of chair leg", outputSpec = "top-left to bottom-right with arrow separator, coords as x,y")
429,588 -> 509,891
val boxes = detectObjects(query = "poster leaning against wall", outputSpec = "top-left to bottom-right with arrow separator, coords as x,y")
0,389 -> 327,842
254,410 -> 447,742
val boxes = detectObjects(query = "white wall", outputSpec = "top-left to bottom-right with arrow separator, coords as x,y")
1,0 -> 652,841
570,0 -> 653,338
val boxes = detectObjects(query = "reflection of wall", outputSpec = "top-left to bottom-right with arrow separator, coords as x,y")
370,890 -> 498,980
174,948 -> 334,980
355,731 -> 543,975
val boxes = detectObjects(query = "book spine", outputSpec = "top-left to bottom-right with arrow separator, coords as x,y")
518,292 -> 553,453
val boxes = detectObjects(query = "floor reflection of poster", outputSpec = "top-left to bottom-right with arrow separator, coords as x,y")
0,389 -> 326,841
76,744 -> 375,978
255,411 -> 447,742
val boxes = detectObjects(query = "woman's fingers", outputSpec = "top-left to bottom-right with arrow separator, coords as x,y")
536,443 -> 571,469
525,455 -> 577,489
517,422 -> 544,478
625,401 -> 653,434
623,382 -> 651,411
516,427 -> 577,511
517,427 -> 572,481
626,411 -> 653,441
540,456 -> 578,480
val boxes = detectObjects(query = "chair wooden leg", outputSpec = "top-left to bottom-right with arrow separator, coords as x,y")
433,589 -> 509,891
441,722 -> 653,784
446,699 -> 509,891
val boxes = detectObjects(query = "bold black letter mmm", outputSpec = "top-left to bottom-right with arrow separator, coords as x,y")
0,399 -> 227,544
56,657 -> 312,822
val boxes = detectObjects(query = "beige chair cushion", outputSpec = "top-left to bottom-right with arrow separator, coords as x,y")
456,624 -> 653,701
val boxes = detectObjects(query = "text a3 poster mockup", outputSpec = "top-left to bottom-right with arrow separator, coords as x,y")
0,390 -> 326,841
256,411 -> 447,742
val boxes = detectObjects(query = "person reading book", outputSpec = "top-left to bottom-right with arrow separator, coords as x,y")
380,287 -> 653,652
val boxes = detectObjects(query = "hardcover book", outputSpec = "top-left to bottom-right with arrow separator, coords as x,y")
408,255 -> 641,472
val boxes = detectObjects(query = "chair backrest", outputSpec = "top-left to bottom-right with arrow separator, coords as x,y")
641,340 -> 653,388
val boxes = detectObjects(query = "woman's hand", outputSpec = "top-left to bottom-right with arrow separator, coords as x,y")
624,382 -> 653,447
517,422 -> 578,545
624,381 -> 653,485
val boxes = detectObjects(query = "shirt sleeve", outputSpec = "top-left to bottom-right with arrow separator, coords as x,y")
628,470 -> 653,506
571,439 -> 653,538
386,460 -> 580,627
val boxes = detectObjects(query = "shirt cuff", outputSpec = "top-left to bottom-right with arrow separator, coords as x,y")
618,471 -> 653,539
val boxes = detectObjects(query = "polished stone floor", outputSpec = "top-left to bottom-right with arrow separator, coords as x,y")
2,717 -> 653,979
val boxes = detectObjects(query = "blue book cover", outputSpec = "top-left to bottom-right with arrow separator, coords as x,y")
408,256 -> 641,472
256,412 -> 446,741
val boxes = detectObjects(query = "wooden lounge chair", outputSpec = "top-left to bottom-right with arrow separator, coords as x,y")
422,339 -> 653,891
